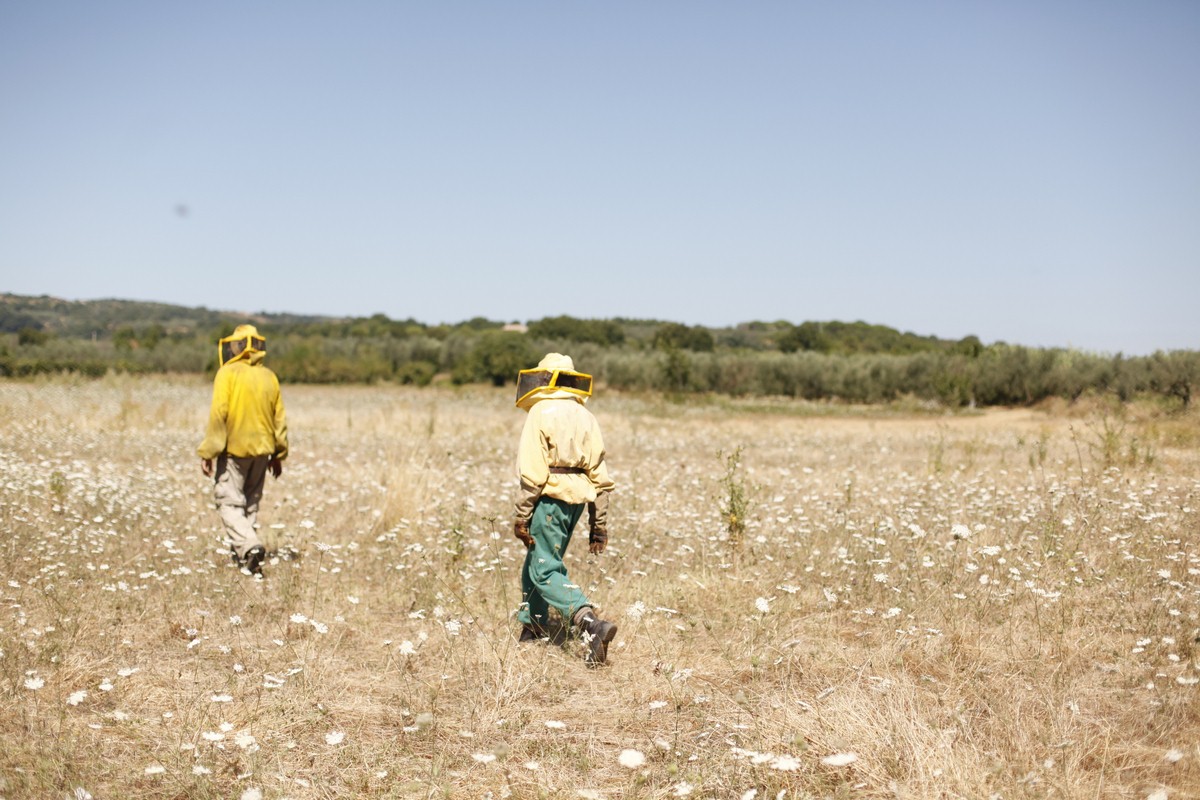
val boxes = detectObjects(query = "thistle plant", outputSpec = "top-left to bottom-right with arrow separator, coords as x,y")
718,447 -> 751,547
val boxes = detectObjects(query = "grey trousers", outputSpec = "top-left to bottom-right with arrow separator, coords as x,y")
213,454 -> 269,558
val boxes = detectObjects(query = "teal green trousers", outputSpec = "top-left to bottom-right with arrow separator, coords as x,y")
517,496 -> 591,629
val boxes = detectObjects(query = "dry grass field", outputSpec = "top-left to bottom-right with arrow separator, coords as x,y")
1,375 -> 1198,799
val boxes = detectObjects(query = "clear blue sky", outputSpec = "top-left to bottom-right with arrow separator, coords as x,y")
2,1 -> 1197,355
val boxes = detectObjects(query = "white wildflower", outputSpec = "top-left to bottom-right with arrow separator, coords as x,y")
545,720 -> 566,729
325,731 -> 346,745
240,789 -> 263,800
398,640 -> 417,655
674,781 -> 694,797
1165,749 -> 1184,763
821,752 -> 858,767
211,694 -> 233,703
472,752 -> 497,763
67,690 -> 87,706
618,749 -> 646,769
755,597 -> 770,614
144,764 -> 166,775
24,676 -> 44,690
770,755 -> 801,770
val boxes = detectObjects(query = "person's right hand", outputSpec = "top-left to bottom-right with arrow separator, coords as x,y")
201,458 -> 214,478
269,457 -> 283,479
589,527 -> 608,555
513,519 -> 534,549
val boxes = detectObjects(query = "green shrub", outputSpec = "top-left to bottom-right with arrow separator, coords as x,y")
452,331 -> 537,386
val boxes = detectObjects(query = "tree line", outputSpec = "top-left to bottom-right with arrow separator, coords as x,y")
1,293 -> 1195,408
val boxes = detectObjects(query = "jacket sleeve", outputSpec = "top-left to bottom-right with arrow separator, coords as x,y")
587,416 -> 615,492
588,492 -> 610,531
272,376 -> 289,461
586,414 -> 614,528
514,410 -> 549,521
197,370 -> 231,459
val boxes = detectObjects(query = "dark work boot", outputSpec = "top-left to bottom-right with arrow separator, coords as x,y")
243,545 -> 267,576
575,611 -> 617,666
517,624 -> 546,643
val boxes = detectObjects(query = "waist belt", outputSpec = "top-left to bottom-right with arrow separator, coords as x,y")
549,466 -> 586,474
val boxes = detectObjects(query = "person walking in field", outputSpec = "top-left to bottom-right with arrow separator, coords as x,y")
197,324 -> 288,577
512,353 -> 618,666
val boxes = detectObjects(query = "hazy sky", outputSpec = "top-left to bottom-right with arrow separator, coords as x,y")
2,1 -> 1197,354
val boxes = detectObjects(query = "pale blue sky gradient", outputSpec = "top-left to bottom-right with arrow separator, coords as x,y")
2,1 -> 1197,354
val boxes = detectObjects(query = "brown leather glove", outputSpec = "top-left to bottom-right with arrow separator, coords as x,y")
513,519 -> 534,549
589,527 -> 608,555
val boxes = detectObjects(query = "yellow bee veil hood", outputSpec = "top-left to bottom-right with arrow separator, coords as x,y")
219,324 -> 267,366
515,353 -> 593,411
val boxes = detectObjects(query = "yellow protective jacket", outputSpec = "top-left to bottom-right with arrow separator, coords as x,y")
515,393 -> 614,525
197,351 -> 288,461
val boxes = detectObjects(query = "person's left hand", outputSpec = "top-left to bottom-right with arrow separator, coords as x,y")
200,458 -> 214,478
513,519 -> 534,549
269,457 -> 283,479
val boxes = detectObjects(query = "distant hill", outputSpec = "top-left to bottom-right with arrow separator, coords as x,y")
0,292 -> 970,355
0,293 -> 330,338
1,292 -> 1195,409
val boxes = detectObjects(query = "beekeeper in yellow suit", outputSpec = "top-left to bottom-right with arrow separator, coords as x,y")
513,353 -> 618,665
197,324 -> 288,576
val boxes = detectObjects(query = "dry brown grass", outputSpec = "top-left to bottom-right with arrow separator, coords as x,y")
1,375 -> 1198,799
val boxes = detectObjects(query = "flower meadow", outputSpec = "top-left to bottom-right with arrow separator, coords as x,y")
1,375 -> 1198,799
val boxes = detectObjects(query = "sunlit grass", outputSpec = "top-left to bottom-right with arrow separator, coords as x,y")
1,374 -> 1197,798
